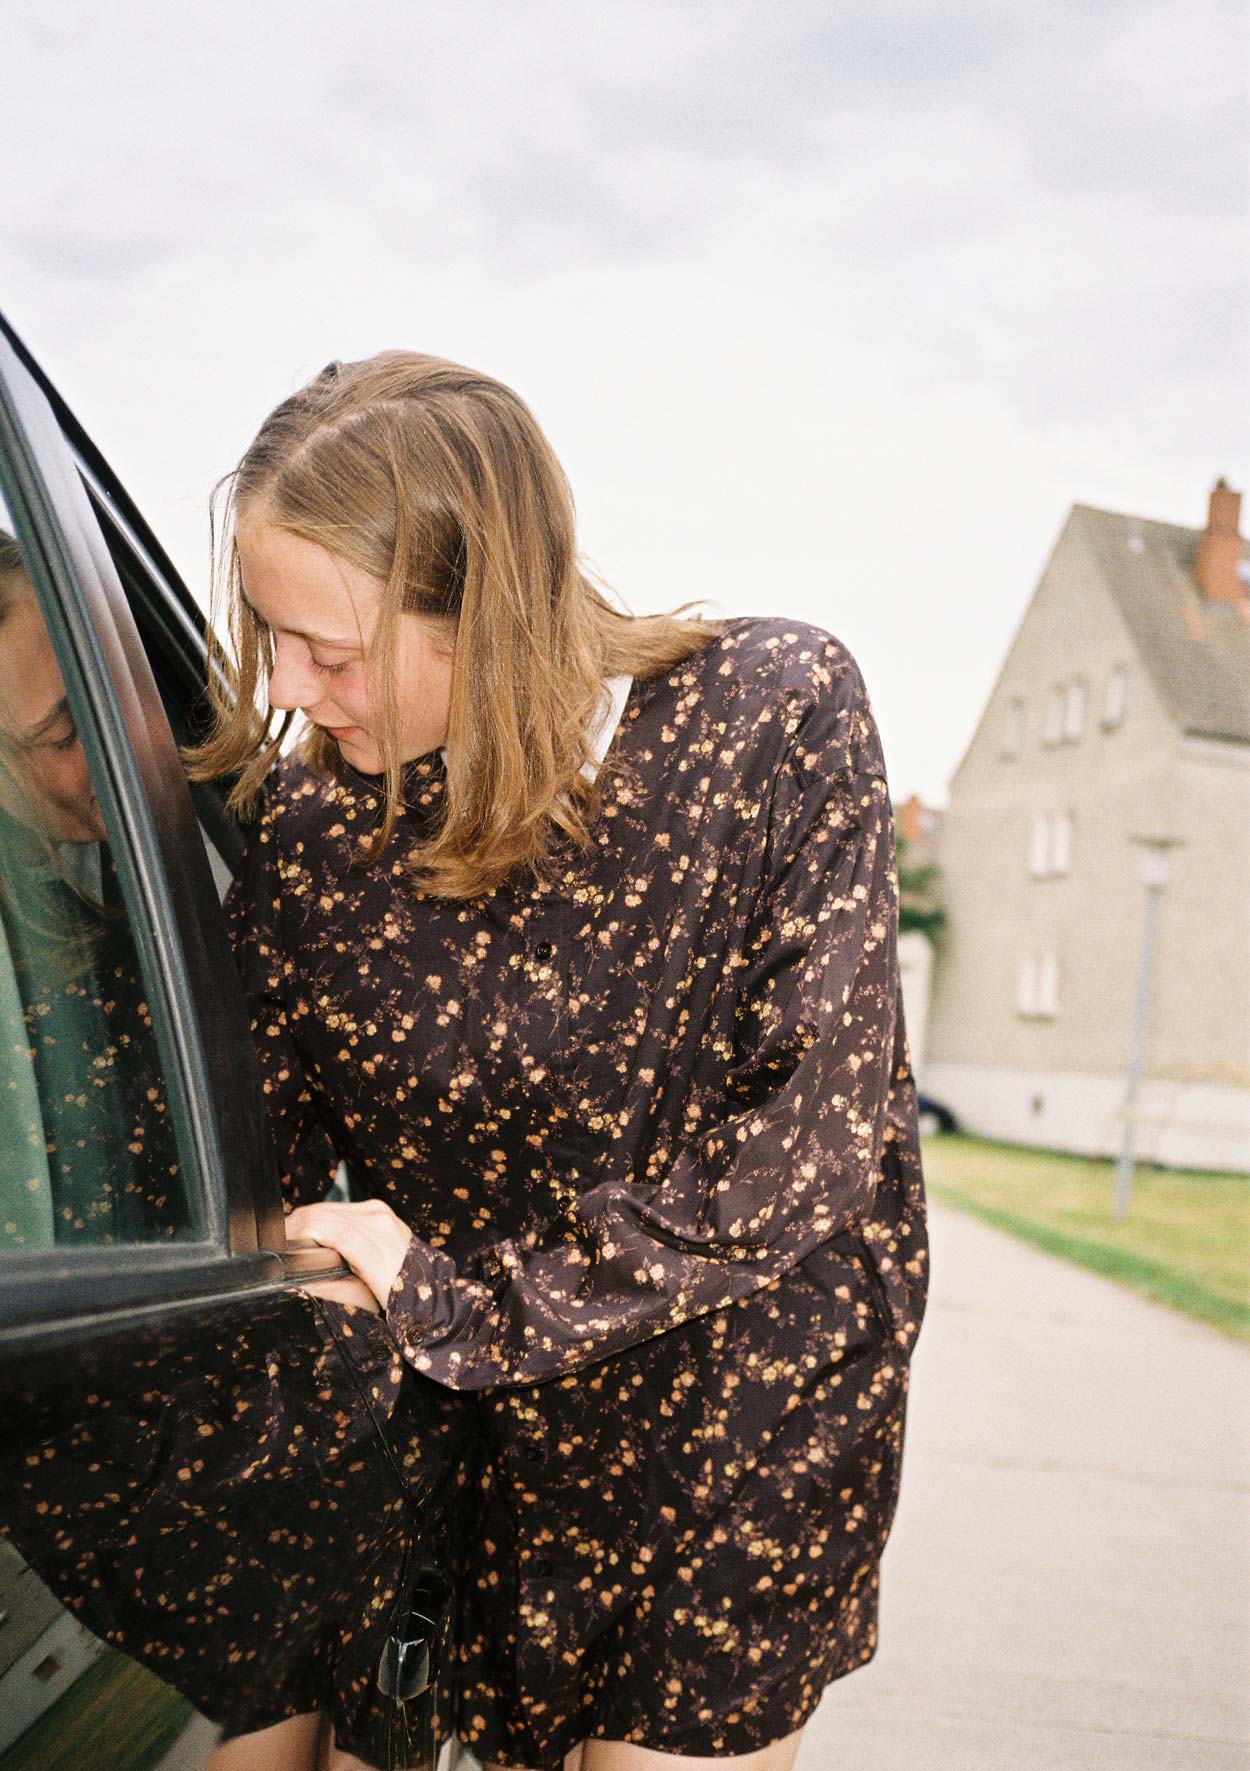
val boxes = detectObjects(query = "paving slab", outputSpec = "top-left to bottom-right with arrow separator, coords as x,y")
799,1202 -> 1250,1770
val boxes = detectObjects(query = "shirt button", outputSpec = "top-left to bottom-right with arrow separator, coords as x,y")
535,1558 -> 555,1577
522,1443 -> 545,1463
534,940 -> 553,962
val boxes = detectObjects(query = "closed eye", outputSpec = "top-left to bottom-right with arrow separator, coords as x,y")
26,722 -> 79,753
310,657 -> 352,676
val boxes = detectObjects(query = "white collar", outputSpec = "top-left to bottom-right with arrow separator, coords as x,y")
582,672 -> 633,780
439,674 -> 633,783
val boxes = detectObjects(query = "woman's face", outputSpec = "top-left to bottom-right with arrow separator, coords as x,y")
0,587 -> 106,844
235,517 -> 456,775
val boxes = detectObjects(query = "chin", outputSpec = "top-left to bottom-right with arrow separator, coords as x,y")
337,736 -> 382,769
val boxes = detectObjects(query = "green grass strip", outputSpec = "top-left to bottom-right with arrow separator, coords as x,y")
929,1179 -> 1250,1342
0,1648 -> 192,1771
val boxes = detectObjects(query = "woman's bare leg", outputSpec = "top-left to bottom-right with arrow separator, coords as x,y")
483,1729 -> 802,1771
581,1727 -> 805,1771
206,1712 -> 323,1771
483,1746 -> 584,1771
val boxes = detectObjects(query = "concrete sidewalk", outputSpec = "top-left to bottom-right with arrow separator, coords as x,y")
800,1203 -> 1250,1770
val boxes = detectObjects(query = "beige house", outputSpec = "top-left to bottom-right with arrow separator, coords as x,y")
894,794 -> 943,1081
921,480 -> 1250,1175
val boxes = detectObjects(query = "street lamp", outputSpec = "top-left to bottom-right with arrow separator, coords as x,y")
1114,835 -> 1184,1221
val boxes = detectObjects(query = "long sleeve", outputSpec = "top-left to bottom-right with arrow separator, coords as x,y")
386,659 -> 902,1389
224,803 -> 342,1211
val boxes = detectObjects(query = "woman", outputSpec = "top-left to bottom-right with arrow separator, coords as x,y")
194,351 -> 930,1771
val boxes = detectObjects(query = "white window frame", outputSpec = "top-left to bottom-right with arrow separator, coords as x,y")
1016,954 -> 1037,1015
1051,810 -> 1073,875
1103,666 -> 1127,729
1063,678 -> 1086,741
1018,952 -> 1060,1017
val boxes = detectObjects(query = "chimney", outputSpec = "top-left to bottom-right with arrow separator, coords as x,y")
1195,477 -> 1245,605
897,793 -> 927,846
896,792 -> 940,859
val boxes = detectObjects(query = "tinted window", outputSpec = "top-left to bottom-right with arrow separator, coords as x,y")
0,509 -> 200,1249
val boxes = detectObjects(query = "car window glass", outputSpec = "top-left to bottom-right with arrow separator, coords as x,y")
0,507 -> 199,1249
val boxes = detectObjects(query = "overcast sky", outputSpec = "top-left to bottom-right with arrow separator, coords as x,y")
3,1 -> 1247,805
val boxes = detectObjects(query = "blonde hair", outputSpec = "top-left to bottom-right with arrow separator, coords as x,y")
187,351 -> 725,898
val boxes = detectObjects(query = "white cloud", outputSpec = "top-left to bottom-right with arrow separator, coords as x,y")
1,0 -> 1246,805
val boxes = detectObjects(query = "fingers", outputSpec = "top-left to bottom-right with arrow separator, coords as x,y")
287,1202 -> 363,1247
283,1200 -> 414,1312
287,1199 -> 396,1237
300,1274 -> 383,1315
286,1204 -> 372,1266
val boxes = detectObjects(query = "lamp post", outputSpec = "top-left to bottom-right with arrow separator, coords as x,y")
1114,836 -> 1183,1221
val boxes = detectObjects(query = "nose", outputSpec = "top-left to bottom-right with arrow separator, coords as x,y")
63,741 -> 97,812
71,745 -> 93,800
268,638 -> 316,714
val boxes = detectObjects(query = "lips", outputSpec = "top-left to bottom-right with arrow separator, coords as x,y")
319,724 -> 360,741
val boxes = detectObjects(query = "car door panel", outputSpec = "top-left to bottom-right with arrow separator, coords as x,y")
0,1286 -> 472,1765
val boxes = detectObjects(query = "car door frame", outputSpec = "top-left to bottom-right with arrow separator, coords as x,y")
0,310 -> 243,873
0,319 -> 341,1352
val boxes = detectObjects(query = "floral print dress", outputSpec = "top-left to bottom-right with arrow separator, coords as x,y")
226,614 -> 930,1768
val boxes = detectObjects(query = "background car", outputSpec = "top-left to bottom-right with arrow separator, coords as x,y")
915,1091 -> 958,1137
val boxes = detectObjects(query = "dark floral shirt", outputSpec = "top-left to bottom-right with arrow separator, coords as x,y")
225,613 -> 930,1764
228,616 -> 927,1379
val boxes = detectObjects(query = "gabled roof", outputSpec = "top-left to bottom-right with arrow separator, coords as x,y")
1074,503 -> 1250,744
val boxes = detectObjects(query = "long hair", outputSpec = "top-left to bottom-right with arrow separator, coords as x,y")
186,352 -> 725,898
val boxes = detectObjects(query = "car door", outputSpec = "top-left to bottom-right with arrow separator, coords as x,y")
0,319 -> 468,1771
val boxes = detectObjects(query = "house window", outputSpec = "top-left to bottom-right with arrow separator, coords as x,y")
1016,954 -> 1038,1015
1103,666 -> 1127,728
1028,811 -> 1073,877
1051,810 -> 1073,875
1063,678 -> 1086,741
1003,697 -> 1024,759
1028,812 -> 1050,876
1042,685 -> 1064,745
1017,953 -> 1061,1017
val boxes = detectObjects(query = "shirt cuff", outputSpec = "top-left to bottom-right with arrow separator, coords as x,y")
384,1232 -> 449,1363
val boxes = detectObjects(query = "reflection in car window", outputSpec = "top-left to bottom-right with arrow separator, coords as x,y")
0,516 -> 197,1247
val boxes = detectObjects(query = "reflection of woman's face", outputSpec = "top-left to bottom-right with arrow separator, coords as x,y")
235,518 -> 457,776
0,591 -> 105,844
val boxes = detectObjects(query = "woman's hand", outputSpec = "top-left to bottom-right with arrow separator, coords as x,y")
299,1273 -> 383,1315
285,1199 -> 414,1311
